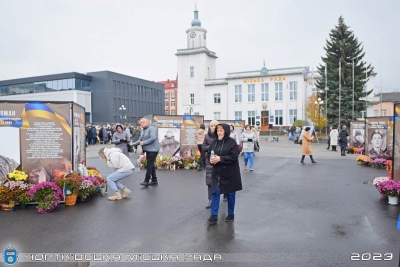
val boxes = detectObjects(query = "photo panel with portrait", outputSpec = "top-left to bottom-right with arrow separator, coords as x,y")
351,129 -> 365,148
367,128 -> 387,159
158,127 -> 181,157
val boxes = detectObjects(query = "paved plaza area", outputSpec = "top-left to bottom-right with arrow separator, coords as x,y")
1,138 -> 400,267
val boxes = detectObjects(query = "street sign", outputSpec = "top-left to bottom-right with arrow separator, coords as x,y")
270,116 -> 274,122
256,116 -> 260,119
256,121 -> 260,126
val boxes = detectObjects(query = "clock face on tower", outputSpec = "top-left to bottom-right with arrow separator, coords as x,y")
190,32 -> 196,38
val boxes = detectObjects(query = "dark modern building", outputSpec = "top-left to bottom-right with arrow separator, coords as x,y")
0,71 -> 165,124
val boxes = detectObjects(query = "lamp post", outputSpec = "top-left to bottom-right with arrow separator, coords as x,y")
314,98 -> 324,134
324,63 -> 329,135
119,105 -> 126,124
339,61 -> 341,131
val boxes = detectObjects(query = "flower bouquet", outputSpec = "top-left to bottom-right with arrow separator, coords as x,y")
373,176 -> 389,188
346,146 -> 354,154
28,182 -> 63,213
356,147 -> 364,154
373,158 -> 386,169
136,155 -> 147,169
78,176 -> 100,200
54,173 -> 83,196
356,155 -> 373,165
8,170 -> 28,181
169,155 -> 183,169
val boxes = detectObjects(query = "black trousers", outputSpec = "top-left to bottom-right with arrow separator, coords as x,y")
198,144 -> 206,166
144,151 -> 158,182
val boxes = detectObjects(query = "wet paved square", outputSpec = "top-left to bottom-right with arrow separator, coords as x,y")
1,139 -> 399,266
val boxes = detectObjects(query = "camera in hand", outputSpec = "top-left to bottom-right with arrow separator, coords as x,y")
248,138 -> 253,142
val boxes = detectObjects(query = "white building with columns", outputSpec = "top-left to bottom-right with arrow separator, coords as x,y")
176,8 -> 376,130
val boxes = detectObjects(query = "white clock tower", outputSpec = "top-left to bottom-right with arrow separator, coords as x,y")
176,7 -> 217,117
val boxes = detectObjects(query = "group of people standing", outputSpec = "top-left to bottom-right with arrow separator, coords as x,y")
327,125 -> 350,156
97,118 -> 244,225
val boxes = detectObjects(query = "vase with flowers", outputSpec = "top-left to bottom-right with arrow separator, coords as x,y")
0,184 -> 16,211
373,176 -> 390,199
28,182 -> 63,213
376,179 -> 400,205
54,173 -> 83,206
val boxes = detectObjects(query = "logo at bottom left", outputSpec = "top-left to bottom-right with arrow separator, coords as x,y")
3,245 -> 18,266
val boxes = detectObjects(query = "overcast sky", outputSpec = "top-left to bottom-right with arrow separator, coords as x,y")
0,0 -> 399,93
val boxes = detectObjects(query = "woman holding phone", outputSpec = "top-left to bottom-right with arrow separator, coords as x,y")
241,124 -> 257,171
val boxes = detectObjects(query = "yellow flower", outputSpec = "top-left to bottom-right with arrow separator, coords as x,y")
8,170 -> 28,181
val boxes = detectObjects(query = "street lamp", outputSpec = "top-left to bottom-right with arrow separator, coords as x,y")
314,98 -> 324,134
119,105 -> 126,124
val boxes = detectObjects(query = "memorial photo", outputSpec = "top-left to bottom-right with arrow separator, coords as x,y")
368,128 -> 387,159
158,128 -> 180,157
352,129 -> 365,148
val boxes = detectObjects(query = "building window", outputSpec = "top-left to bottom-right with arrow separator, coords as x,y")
289,82 -> 297,100
165,92 -> 169,99
248,84 -> 255,102
382,109 -> 387,116
214,93 -> 221,103
171,91 -> 175,99
113,80 -> 116,95
190,93 -> 194,104
261,83 -> 269,101
374,110 -> 378,116
214,112 -> 221,120
165,110 -> 169,115
235,111 -> 242,120
190,66 -> 194,77
165,102 -> 169,107
248,111 -> 255,126
289,109 -> 297,125
171,101 -> 175,106
235,85 -> 242,103
275,83 -> 283,101
275,110 -> 283,125
171,110 -> 175,115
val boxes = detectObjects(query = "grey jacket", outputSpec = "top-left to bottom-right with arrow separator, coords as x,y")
241,130 -> 256,153
134,124 -> 160,152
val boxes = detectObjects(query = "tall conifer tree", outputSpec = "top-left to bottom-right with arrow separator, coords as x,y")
316,16 -> 374,127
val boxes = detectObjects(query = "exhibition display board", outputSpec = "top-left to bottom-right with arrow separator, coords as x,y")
151,115 -> 204,158
392,105 -> 400,180
0,101 -> 85,183
364,116 -> 393,160
349,121 -> 366,148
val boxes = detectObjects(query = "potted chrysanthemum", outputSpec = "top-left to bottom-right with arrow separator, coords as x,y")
28,182 -> 63,213
377,179 -> 400,205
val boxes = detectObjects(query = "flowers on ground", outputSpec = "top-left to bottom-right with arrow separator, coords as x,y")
28,182 -> 63,213
373,176 -> 389,187
377,180 -> 400,197
373,158 -> 387,168
79,176 -> 100,199
356,155 -> 373,164
356,147 -> 364,154
5,181 -> 33,204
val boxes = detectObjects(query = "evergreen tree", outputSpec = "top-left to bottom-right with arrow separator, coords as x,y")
315,16 -> 374,128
